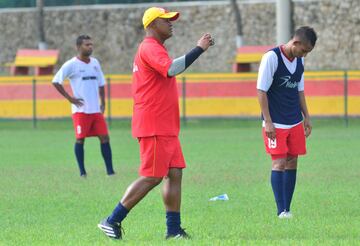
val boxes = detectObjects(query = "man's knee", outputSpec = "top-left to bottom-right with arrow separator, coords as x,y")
286,156 -> 298,169
99,135 -> 109,143
164,169 -> 183,184
143,176 -> 162,187
272,158 -> 286,171
76,138 -> 85,144
167,168 -> 182,179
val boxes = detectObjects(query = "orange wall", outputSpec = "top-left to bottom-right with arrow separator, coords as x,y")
0,72 -> 359,118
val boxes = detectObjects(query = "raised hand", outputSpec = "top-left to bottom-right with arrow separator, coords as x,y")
197,33 -> 215,51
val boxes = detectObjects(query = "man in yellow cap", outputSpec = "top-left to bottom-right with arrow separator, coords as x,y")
98,6 -> 214,240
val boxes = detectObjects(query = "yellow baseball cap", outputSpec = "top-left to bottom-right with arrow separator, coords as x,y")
142,7 -> 180,29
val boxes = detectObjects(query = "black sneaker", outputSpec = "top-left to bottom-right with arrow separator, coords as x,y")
97,218 -> 123,239
166,228 -> 190,240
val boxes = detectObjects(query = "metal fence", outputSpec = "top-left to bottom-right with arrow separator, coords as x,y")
0,71 -> 359,128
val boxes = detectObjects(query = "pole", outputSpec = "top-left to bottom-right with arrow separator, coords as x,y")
36,0 -> 47,50
276,0 -> 292,45
107,77 -> 112,128
32,78 -> 37,128
230,0 -> 243,48
182,76 -> 187,125
344,70 -> 348,127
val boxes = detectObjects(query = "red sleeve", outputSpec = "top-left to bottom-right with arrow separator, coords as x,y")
140,42 -> 172,78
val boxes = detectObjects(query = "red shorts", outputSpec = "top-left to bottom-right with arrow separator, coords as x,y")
72,113 -> 108,139
262,123 -> 306,159
138,136 -> 186,178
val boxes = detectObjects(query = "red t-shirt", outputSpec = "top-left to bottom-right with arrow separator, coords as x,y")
131,37 -> 180,137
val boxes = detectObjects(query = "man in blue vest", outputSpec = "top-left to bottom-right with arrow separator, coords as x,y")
257,26 -> 317,218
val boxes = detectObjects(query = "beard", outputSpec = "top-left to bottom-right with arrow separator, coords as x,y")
83,50 -> 93,56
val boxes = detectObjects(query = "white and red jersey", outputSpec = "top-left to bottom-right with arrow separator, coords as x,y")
52,57 -> 105,114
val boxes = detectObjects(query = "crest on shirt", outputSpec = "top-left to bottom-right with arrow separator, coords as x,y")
94,66 -> 99,72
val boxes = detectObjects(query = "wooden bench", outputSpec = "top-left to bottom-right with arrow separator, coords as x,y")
233,45 -> 273,72
7,49 -> 59,76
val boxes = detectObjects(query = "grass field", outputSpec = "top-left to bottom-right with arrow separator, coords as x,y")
1,118 -> 360,245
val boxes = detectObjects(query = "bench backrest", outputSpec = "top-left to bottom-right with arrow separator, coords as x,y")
235,45 -> 273,63
14,49 -> 59,67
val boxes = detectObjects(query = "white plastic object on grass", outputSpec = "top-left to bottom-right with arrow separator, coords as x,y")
209,193 -> 229,201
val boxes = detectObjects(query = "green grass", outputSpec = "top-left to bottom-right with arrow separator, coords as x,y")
1,118 -> 360,245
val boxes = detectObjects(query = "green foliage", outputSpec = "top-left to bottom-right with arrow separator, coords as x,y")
0,0 -> 221,8
0,118 -> 359,245
0,0 -> 34,8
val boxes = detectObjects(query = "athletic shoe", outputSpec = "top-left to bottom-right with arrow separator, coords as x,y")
284,211 -> 293,219
80,173 -> 87,178
97,218 -> 123,239
278,211 -> 287,219
278,211 -> 293,219
166,228 -> 190,240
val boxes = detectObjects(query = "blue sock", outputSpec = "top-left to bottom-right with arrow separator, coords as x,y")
166,211 -> 181,235
74,143 -> 85,175
271,170 -> 285,215
284,169 -> 297,212
107,203 -> 128,224
101,142 -> 114,175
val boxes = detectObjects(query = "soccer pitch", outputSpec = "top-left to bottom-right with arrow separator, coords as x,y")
1,118 -> 359,245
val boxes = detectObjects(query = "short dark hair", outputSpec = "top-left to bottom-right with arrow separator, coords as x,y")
76,35 -> 91,46
294,26 -> 317,47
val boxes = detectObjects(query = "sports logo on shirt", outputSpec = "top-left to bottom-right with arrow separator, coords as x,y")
279,76 -> 299,89
82,76 -> 97,80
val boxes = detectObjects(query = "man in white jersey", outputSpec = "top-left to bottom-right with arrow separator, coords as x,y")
52,35 -> 115,177
257,26 -> 317,218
